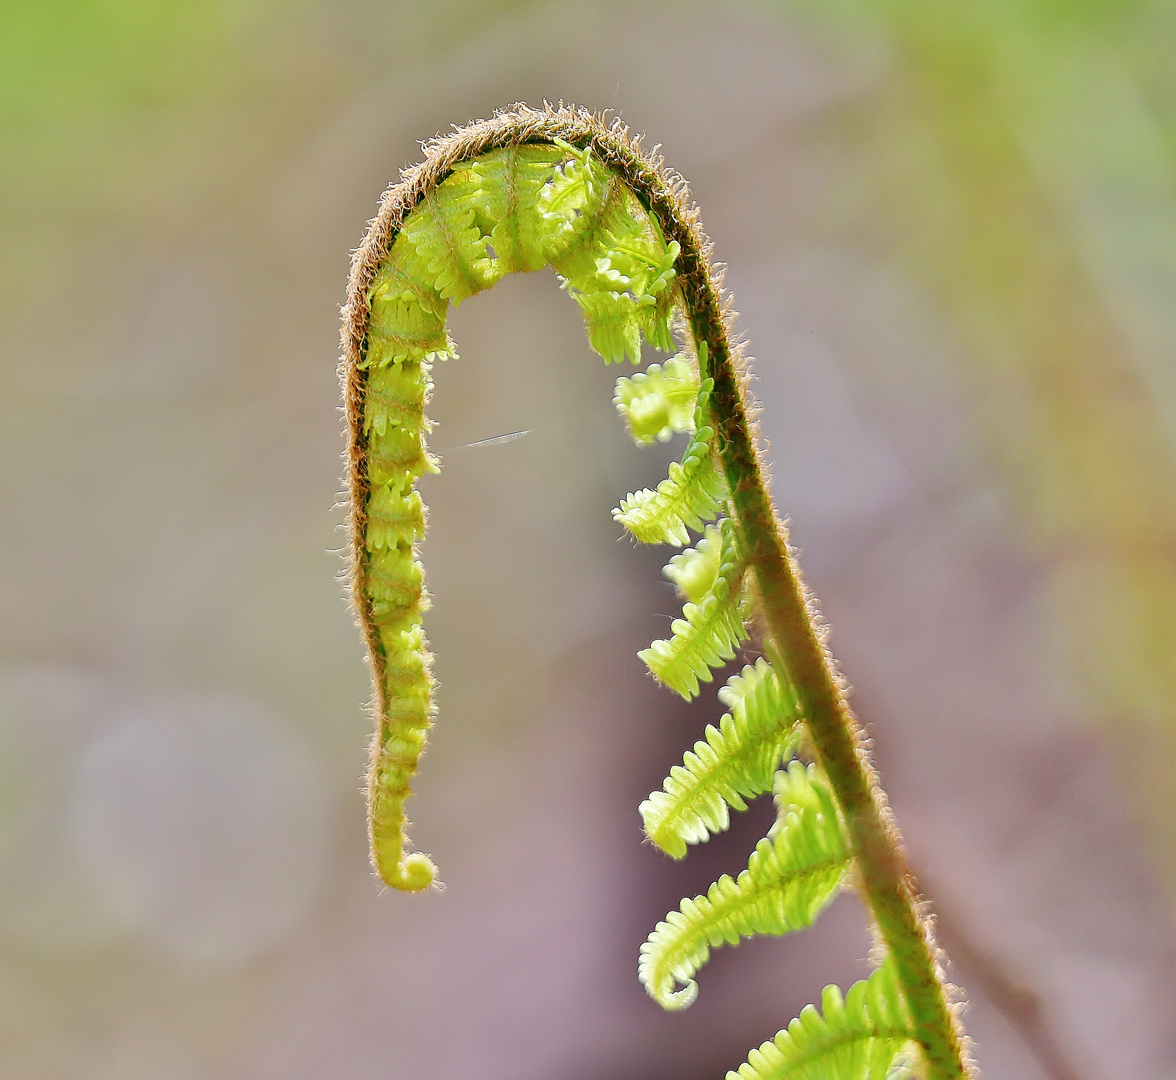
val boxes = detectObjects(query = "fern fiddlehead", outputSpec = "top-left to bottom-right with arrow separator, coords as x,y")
341,104 -> 974,1079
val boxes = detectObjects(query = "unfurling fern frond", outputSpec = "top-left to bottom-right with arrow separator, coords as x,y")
614,380 -> 727,545
639,762 -> 850,1010
547,151 -> 679,363
344,105 -> 973,1080
365,267 -> 450,372
534,141 -> 601,256
663,521 -> 723,603
396,169 -> 499,305
347,132 -> 684,892
640,657 -> 801,858
639,516 -> 748,698
615,355 -> 700,445
467,143 -> 570,274
728,959 -> 915,1080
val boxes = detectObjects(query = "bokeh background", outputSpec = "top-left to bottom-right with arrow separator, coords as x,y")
2,1 -> 1175,1078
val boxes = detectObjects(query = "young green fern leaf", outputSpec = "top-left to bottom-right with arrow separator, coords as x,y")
640,656 -> 801,859
614,355 -> 699,444
662,520 -> 724,602
467,143 -> 568,274
729,958 -> 915,1080
613,377 -> 728,545
639,762 -> 851,1011
348,130 -> 681,890
546,150 -> 679,362
342,104 -> 974,1079
638,515 -> 749,698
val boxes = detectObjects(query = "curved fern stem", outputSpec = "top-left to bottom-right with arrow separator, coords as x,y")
342,104 -> 973,1079
592,119 -> 972,1078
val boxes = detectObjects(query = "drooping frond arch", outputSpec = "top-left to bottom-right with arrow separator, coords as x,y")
341,103 -> 973,1079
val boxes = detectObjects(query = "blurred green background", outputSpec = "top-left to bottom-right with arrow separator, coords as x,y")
2,1 -> 1175,1078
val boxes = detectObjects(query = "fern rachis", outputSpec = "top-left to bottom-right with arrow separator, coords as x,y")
341,104 -> 974,1079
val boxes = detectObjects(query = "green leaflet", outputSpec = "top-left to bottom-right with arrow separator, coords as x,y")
614,355 -> 699,445
547,148 -> 679,363
467,144 -> 569,274
727,959 -> 914,1080
398,169 -> 499,304
533,142 -> 600,256
613,380 -> 727,546
639,516 -> 749,698
639,762 -> 851,1010
663,521 -> 723,604
356,140 -> 681,890
641,657 -> 801,858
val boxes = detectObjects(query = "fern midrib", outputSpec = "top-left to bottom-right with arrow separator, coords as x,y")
364,322 -> 446,349
609,237 -> 665,274
362,387 -> 424,424
716,848 -> 848,936
499,146 -> 524,270
658,575 -> 745,677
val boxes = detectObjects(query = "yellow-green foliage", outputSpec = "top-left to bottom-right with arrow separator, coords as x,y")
638,516 -> 749,698
664,521 -> 725,603
729,959 -> 914,1080
641,657 -> 801,858
613,377 -> 728,545
640,763 -> 851,1010
345,108 -> 969,1080
356,140 -> 680,891
614,355 -> 699,444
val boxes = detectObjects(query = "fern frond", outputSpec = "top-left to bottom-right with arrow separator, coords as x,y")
579,228 -> 679,360
663,521 -> 723,603
547,163 -> 634,284
641,657 -> 801,858
363,363 -> 437,486
728,959 -> 914,1080
614,355 -> 699,445
365,483 -> 425,551
547,151 -> 680,363
365,261 -> 451,370
614,380 -> 727,545
362,355 -> 433,438
396,169 -> 499,305
639,762 -> 851,1010
639,516 -> 748,698
535,141 -> 605,261
345,111 -> 972,1080
367,620 -> 438,892
467,144 -> 570,275
571,287 -> 647,366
